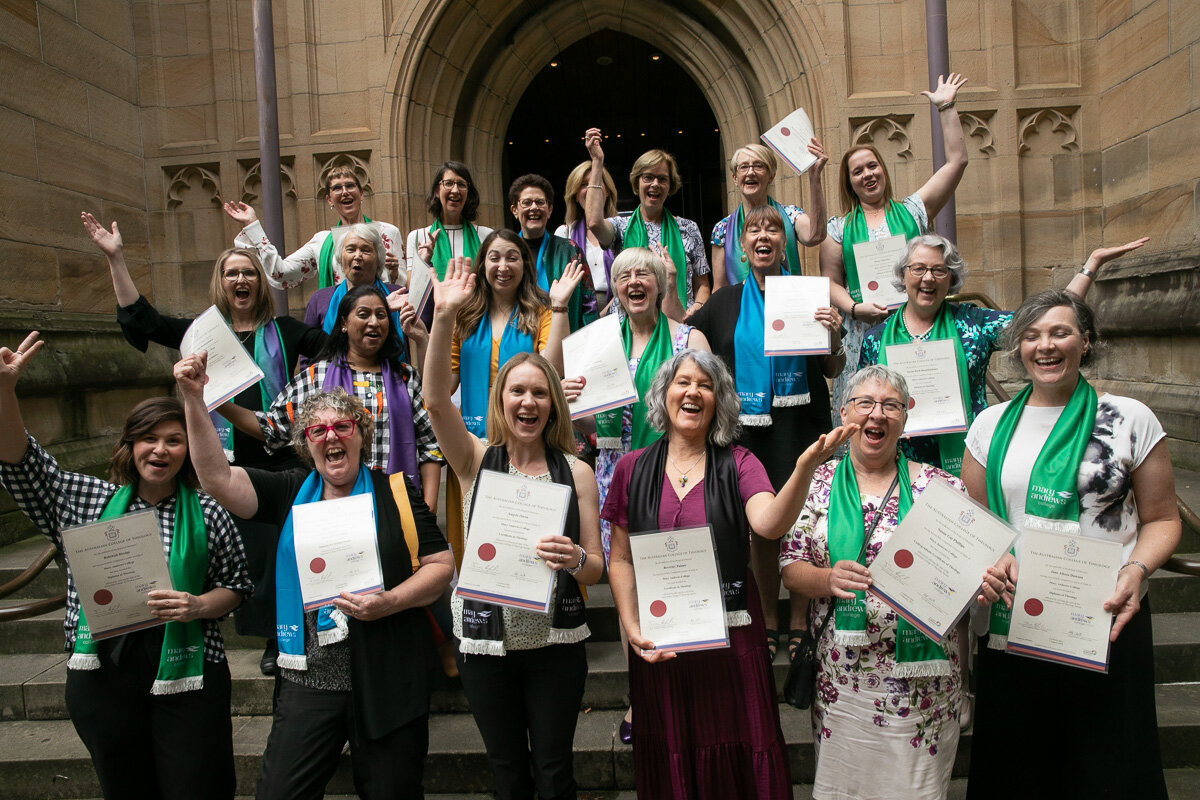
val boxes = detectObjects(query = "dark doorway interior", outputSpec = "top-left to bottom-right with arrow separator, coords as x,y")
501,30 -> 725,240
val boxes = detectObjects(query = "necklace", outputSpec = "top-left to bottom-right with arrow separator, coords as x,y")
668,450 -> 705,488
901,308 -> 933,340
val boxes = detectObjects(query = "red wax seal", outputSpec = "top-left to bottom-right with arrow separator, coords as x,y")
893,549 -> 914,569
771,319 -> 785,331
1024,598 -> 1044,617
908,397 -> 917,409
478,543 -> 497,562
780,127 -> 791,136
650,600 -> 667,617
93,589 -> 113,606
867,280 -> 879,291
310,558 -> 326,574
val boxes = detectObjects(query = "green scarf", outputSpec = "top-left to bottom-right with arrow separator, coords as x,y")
430,219 -> 481,281
317,216 -> 372,289
827,453 -> 949,674
625,207 -> 688,311
985,377 -> 1097,648
70,483 -> 209,694
878,303 -> 971,475
841,200 -> 920,302
595,313 -> 673,451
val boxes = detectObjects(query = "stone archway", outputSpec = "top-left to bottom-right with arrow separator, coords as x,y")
383,0 -> 831,239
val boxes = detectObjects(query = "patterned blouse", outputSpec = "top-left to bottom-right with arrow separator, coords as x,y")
607,213 -> 711,307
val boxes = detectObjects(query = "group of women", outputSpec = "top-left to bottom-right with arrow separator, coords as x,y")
0,69 -> 1181,800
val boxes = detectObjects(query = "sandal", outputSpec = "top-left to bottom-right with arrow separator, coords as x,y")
787,629 -> 807,662
764,628 -> 781,660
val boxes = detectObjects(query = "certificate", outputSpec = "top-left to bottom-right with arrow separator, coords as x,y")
562,314 -> 638,419
60,509 -> 173,640
407,259 -> 433,317
763,276 -> 830,356
179,305 -> 265,411
291,493 -> 384,611
1006,529 -> 1122,672
851,234 -> 907,309
456,469 -> 571,613
628,526 -> 728,652
884,339 -> 968,437
760,107 -> 818,175
870,478 -> 1018,641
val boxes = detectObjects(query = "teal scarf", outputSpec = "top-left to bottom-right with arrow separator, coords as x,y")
460,308 -> 534,438
733,277 -> 809,426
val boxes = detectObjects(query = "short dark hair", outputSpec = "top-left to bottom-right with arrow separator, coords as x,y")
315,284 -> 406,366
1002,289 -> 1103,370
507,173 -> 555,208
108,397 -> 197,489
427,161 -> 481,222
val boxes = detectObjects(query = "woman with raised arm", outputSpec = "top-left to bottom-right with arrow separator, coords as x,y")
176,353 -> 453,800
710,140 -> 828,291
0,332 -> 250,800
224,165 -> 402,289
603,348 -> 855,798
582,128 -> 712,320
821,73 -> 968,417
555,160 -> 620,312
405,161 -> 494,283
963,291 -> 1179,800
423,259 -> 604,799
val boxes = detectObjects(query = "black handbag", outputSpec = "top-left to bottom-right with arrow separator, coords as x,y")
782,471 -> 900,710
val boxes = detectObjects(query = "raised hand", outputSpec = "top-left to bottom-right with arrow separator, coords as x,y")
807,138 -> 829,176
548,259 -> 585,307
80,212 -> 123,257
385,288 -> 410,313
173,352 -> 209,400
1089,236 -> 1150,269
652,242 -> 677,276
396,298 -> 429,346
430,256 -> 475,314
922,73 -> 967,107
584,128 -> 605,162
416,227 -> 441,265
0,332 -> 44,392
797,423 -> 858,470
222,200 -> 258,226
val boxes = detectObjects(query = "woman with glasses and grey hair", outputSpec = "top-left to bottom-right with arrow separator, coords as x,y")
602,349 -> 855,797
779,364 -> 1007,800
857,232 -> 1150,477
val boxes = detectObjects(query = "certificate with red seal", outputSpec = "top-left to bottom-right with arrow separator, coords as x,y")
61,509 -> 174,640
627,525 -> 728,652
763,276 -> 831,356
1006,529 -> 1122,672
179,305 -> 266,411
292,493 -> 383,611
456,469 -> 571,613
884,339 -> 969,438
870,478 -> 1017,641
851,234 -> 907,309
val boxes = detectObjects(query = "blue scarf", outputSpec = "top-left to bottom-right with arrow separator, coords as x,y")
722,198 -> 802,285
520,232 -> 552,291
275,465 -> 374,670
459,308 -> 533,437
319,279 -> 405,351
212,320 -> 289,462
733,277 -> 810,426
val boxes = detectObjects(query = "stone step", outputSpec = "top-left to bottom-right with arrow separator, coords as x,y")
0,537 -> 65,600
3,683 -> 1200,799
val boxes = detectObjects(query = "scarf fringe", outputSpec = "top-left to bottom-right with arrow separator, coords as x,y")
987,634 -> 1008,651
67,653 -> 100,671
772,392 -> 811,407
277,652 -> 307,671
150,675 -> 205,696
1022,515 -> 1082,535
596,437 -> 623,450
739,413 -> 774,427
726,610 -> 752,628
459,636 -> 506,656
892,659 -> 952,679
317,609 -> 349,647
833,629 -> 872,646
548,623 -> 591,644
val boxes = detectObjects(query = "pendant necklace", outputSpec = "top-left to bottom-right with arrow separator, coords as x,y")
668,451 -> 705,488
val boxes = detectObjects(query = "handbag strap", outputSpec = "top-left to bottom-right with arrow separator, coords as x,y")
809,467 -> 902,643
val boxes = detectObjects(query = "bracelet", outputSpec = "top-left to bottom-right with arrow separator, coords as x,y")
849,302 -> 858,321
937,99 -> 956,112
586,184 -> 604,189
832,344 -> 846,358
1079,266 -> 1097,279
550,304 -> 569,314
1120,560 -> 1149,581
565,546 -> 588,575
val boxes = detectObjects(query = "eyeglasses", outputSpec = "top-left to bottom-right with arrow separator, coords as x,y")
614,267 -> 657,285
847,397 -> 907,418
734,162 -> 769,175
328,182 -> 359,195
905,264 -> 950,279
222,268 -> 258,282
439,179 -> 469,191
638,173 -> 671,186
303,419 -> 357,443
517,198 -> 547,209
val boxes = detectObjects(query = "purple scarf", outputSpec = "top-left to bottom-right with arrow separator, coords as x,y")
570,218 -> 614,292
322,358 -> 421,490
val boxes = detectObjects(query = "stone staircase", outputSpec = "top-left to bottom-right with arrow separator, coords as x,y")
2,469 -> 1200,799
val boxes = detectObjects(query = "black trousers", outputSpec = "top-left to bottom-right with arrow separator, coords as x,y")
255,679 -> 428,800
64,636 -> 235,800
456,642 -> 588,800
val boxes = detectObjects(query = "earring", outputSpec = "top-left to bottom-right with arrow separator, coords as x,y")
739,254 -> 747,263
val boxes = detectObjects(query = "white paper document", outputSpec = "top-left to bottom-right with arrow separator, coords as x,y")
562,314 -> 638,419
291,493 -> 384,611
61,509 -> 173,640
406,259 -> 433,317
456,470 -> 571,613
870,479 -> 1018,641
628,526 -> 729,652
763,275 -> 831,356
885,339 -> 969,437
179,306 -> 265,411
760,107 -> 818,175
852,234 -> 908,309
1006,529 -> 1122,672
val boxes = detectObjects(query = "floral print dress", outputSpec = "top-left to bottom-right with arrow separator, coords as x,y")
779,458 -> 964,800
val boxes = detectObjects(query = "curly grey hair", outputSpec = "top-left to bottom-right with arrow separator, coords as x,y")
335,222 -> 389,283
891,233 -> 968,295
841,364 -> 911,421
644,350 -> 742,446
289,388 -> 374,466
610,247 -> 668,313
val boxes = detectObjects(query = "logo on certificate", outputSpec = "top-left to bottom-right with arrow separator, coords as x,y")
517,484 -> 530,501
104,525 -> 119,541
913,344 -> 927,359
665,536 -> 678,552
958,509 -> 975,526
1063,539 -> 1079,557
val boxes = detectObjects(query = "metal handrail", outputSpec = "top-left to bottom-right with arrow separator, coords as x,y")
0,541 -> 66,622
0,541 -> 58,598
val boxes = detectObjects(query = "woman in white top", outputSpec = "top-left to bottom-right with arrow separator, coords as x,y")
405,161 -> 495,286
554,160 -> 620,313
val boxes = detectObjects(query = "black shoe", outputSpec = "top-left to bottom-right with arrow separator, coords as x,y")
260,641 -> 278,676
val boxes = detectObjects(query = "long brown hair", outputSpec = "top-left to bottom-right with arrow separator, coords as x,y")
838,144 -> 894,215
108,397 -> 197,489
456,229 -> 548,340
208,248 -> 275,330
485,352 -> 575,454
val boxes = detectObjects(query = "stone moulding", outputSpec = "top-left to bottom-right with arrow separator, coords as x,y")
165,165 -> 222,209
1016,108 -> 1080,155
238,158 -> 298,205
850,115 -> 913,161
959,111 -> 996,157
315,152 -> 374,198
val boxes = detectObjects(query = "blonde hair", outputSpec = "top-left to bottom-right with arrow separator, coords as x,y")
208,248 -> 274,330
563,161 -> 618,226
729,144 -> 778,181
629,150 -> 681,197
485,352 -> 576,454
